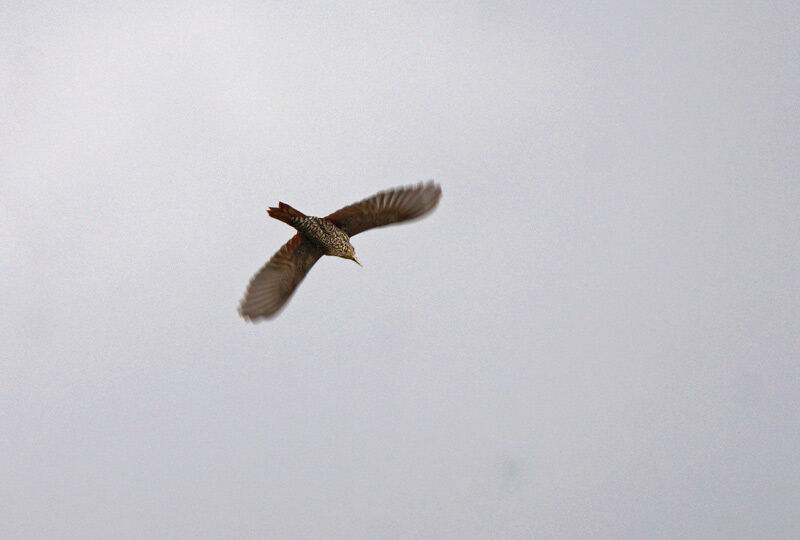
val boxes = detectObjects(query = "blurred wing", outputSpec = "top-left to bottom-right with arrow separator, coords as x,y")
325,181 -> 442,237
238,234 -> 322,321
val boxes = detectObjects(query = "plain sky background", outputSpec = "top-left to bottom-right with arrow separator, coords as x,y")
2,2 -> 799,538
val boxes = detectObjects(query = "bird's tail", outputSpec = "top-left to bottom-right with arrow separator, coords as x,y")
267,202 -> 306,226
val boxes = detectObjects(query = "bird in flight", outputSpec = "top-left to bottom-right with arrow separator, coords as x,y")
239,181 -> 442,321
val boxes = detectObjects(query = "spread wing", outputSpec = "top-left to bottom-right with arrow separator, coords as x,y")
325,181 -> 442,237
238,234 -> 323,321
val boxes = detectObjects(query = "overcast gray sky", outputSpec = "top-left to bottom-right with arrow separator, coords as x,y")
2,2 -> 799,538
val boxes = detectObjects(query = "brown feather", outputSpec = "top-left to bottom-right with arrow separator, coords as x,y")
267,202 -> 306,227
238,234 -> 323,321
325,181 -> 442,237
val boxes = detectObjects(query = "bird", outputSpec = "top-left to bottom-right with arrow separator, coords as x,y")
238,181 -> 442,321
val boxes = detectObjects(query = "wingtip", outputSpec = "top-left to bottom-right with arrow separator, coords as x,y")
421,179 -> 442,199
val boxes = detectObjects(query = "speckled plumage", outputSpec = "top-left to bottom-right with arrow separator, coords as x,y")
288,215 -> 354,257
238,181 -> 442,321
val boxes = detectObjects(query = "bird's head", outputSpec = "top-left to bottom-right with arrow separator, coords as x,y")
340,243 -> 362,267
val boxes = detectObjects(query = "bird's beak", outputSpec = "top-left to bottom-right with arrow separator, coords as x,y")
352,255 -> 363,267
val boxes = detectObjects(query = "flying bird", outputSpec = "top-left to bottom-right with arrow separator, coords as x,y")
239,181 -> 442,321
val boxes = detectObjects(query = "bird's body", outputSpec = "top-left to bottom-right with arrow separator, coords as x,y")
268,203 -> 358,260
295,217 -> 352,257
239,182 -> 442,321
